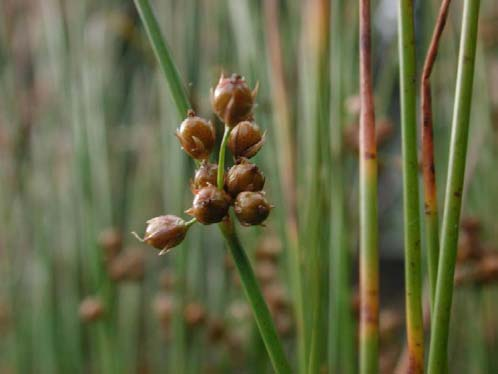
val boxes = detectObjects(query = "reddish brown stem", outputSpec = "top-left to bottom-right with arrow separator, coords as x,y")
421,0 -> 452,305
359,0 -> 379,372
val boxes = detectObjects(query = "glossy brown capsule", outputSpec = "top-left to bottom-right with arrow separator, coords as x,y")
176,110 -> 216,160
225,159 -> 265,198
192,161 -> 218,190
211,74 -> 258,126
186,185 -> 231,224
79,297 -> 104,323
233,191 -> 272,226
134,215 -> 189,255
228,121 -> 265,159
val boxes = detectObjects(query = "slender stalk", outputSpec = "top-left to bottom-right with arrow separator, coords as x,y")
133,0 -> 190,118
216,125 -> 290,373
358,0 -> 379,372
217,126 -> 231,189
428,0 -> 481,372
263,2 -> 306,371
329,0 -> 355,372
421,0 -> 452,306
218,220 -> 291,373
398,0 -> 424,372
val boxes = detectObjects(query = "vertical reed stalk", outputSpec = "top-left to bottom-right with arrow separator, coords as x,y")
398,0 -> 424,371
359,0 -> 379,372
329,0 -> 355,372
263,1 -> 307,372
218,220 -> 291,374
421,0 -> 452,306
133,0 -> 190,116
428,0 -> 481,372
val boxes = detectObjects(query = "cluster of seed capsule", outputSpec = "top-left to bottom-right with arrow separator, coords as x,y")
136,74 -> 271,255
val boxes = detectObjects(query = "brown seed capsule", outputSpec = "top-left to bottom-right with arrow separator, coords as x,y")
98,227 -> 123,262
192,161 -> 218,190
108,249 -> 145,282
184,302 -> 206,328
153,293 -> 175,327
211,74 -> 258,126
228,121 -> 265,159
186,185 -> 231,224
225,159 -> 265,198
135,215 -> 189,255
176,110 -> 216,160
79,296 -> 104,323
233,191 -> 272,226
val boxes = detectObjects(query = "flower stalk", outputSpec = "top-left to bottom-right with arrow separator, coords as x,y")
359,0 -> 379,372
428,0 -> 481,372
398,0 -> 424,371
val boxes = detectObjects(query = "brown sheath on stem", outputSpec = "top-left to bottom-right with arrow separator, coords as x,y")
359,0 -> 379,372
421,0 -> 452,304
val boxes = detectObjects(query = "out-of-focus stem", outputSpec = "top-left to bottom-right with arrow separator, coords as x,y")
359,0 -> 379,372
329,0 -> 355,372
428,0 -> 481,372
421,0 -> 452,306
263,1 -> 306,372
398,0 -> 424,372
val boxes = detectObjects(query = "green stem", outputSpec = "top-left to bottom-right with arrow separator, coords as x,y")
216,123 -> 289,372
398,0 -> 424,371
217,125 -> 231,189
218,220 -> 291,373
428,0 -> 481,372
359,0 -> 379,372
133,0 -> 190,118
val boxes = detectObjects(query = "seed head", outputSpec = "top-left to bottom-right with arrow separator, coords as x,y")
228,121 -> 265,159
176,110 -> 216,160
134,215 -> 189,255
211,74 -> 258,126
233,191 -> 272,226
186,185 -> 231,224
192,161 -> 218,190
79,296 -> 104,323
225,159 -> 265,198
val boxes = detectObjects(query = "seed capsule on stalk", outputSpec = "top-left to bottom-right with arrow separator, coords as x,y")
233,191 -> 272,226
211,74 -> 258,126
133,215 -> 190,255
225,159 -> 265,197
228,121 -> 265,159
186,185 -> 231,224
176,110 -> 216,160
192,161 -> 218,190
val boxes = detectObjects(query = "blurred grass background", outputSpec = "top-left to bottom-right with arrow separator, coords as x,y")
0,0 -> 497,373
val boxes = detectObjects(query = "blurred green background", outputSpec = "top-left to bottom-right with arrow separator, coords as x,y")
0,0 -> 497,372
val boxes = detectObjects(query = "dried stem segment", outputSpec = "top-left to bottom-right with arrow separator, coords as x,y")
359,0 -> 379,372
421,0 -> 452,306
428,0 -> 481,372
398,0 -> 424,372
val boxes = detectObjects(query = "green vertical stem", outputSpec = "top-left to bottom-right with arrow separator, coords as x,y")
216,125 -> 290,373
421,0 -> 452,308
133,0 -> 190,117
428,0 -> 481,372
217,126 -> 230,189
358,0 -> 379,372
218,220 -> 291,374
263,1 -> 306,370
398,0 -> 425,372
329,0 -> 355,372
